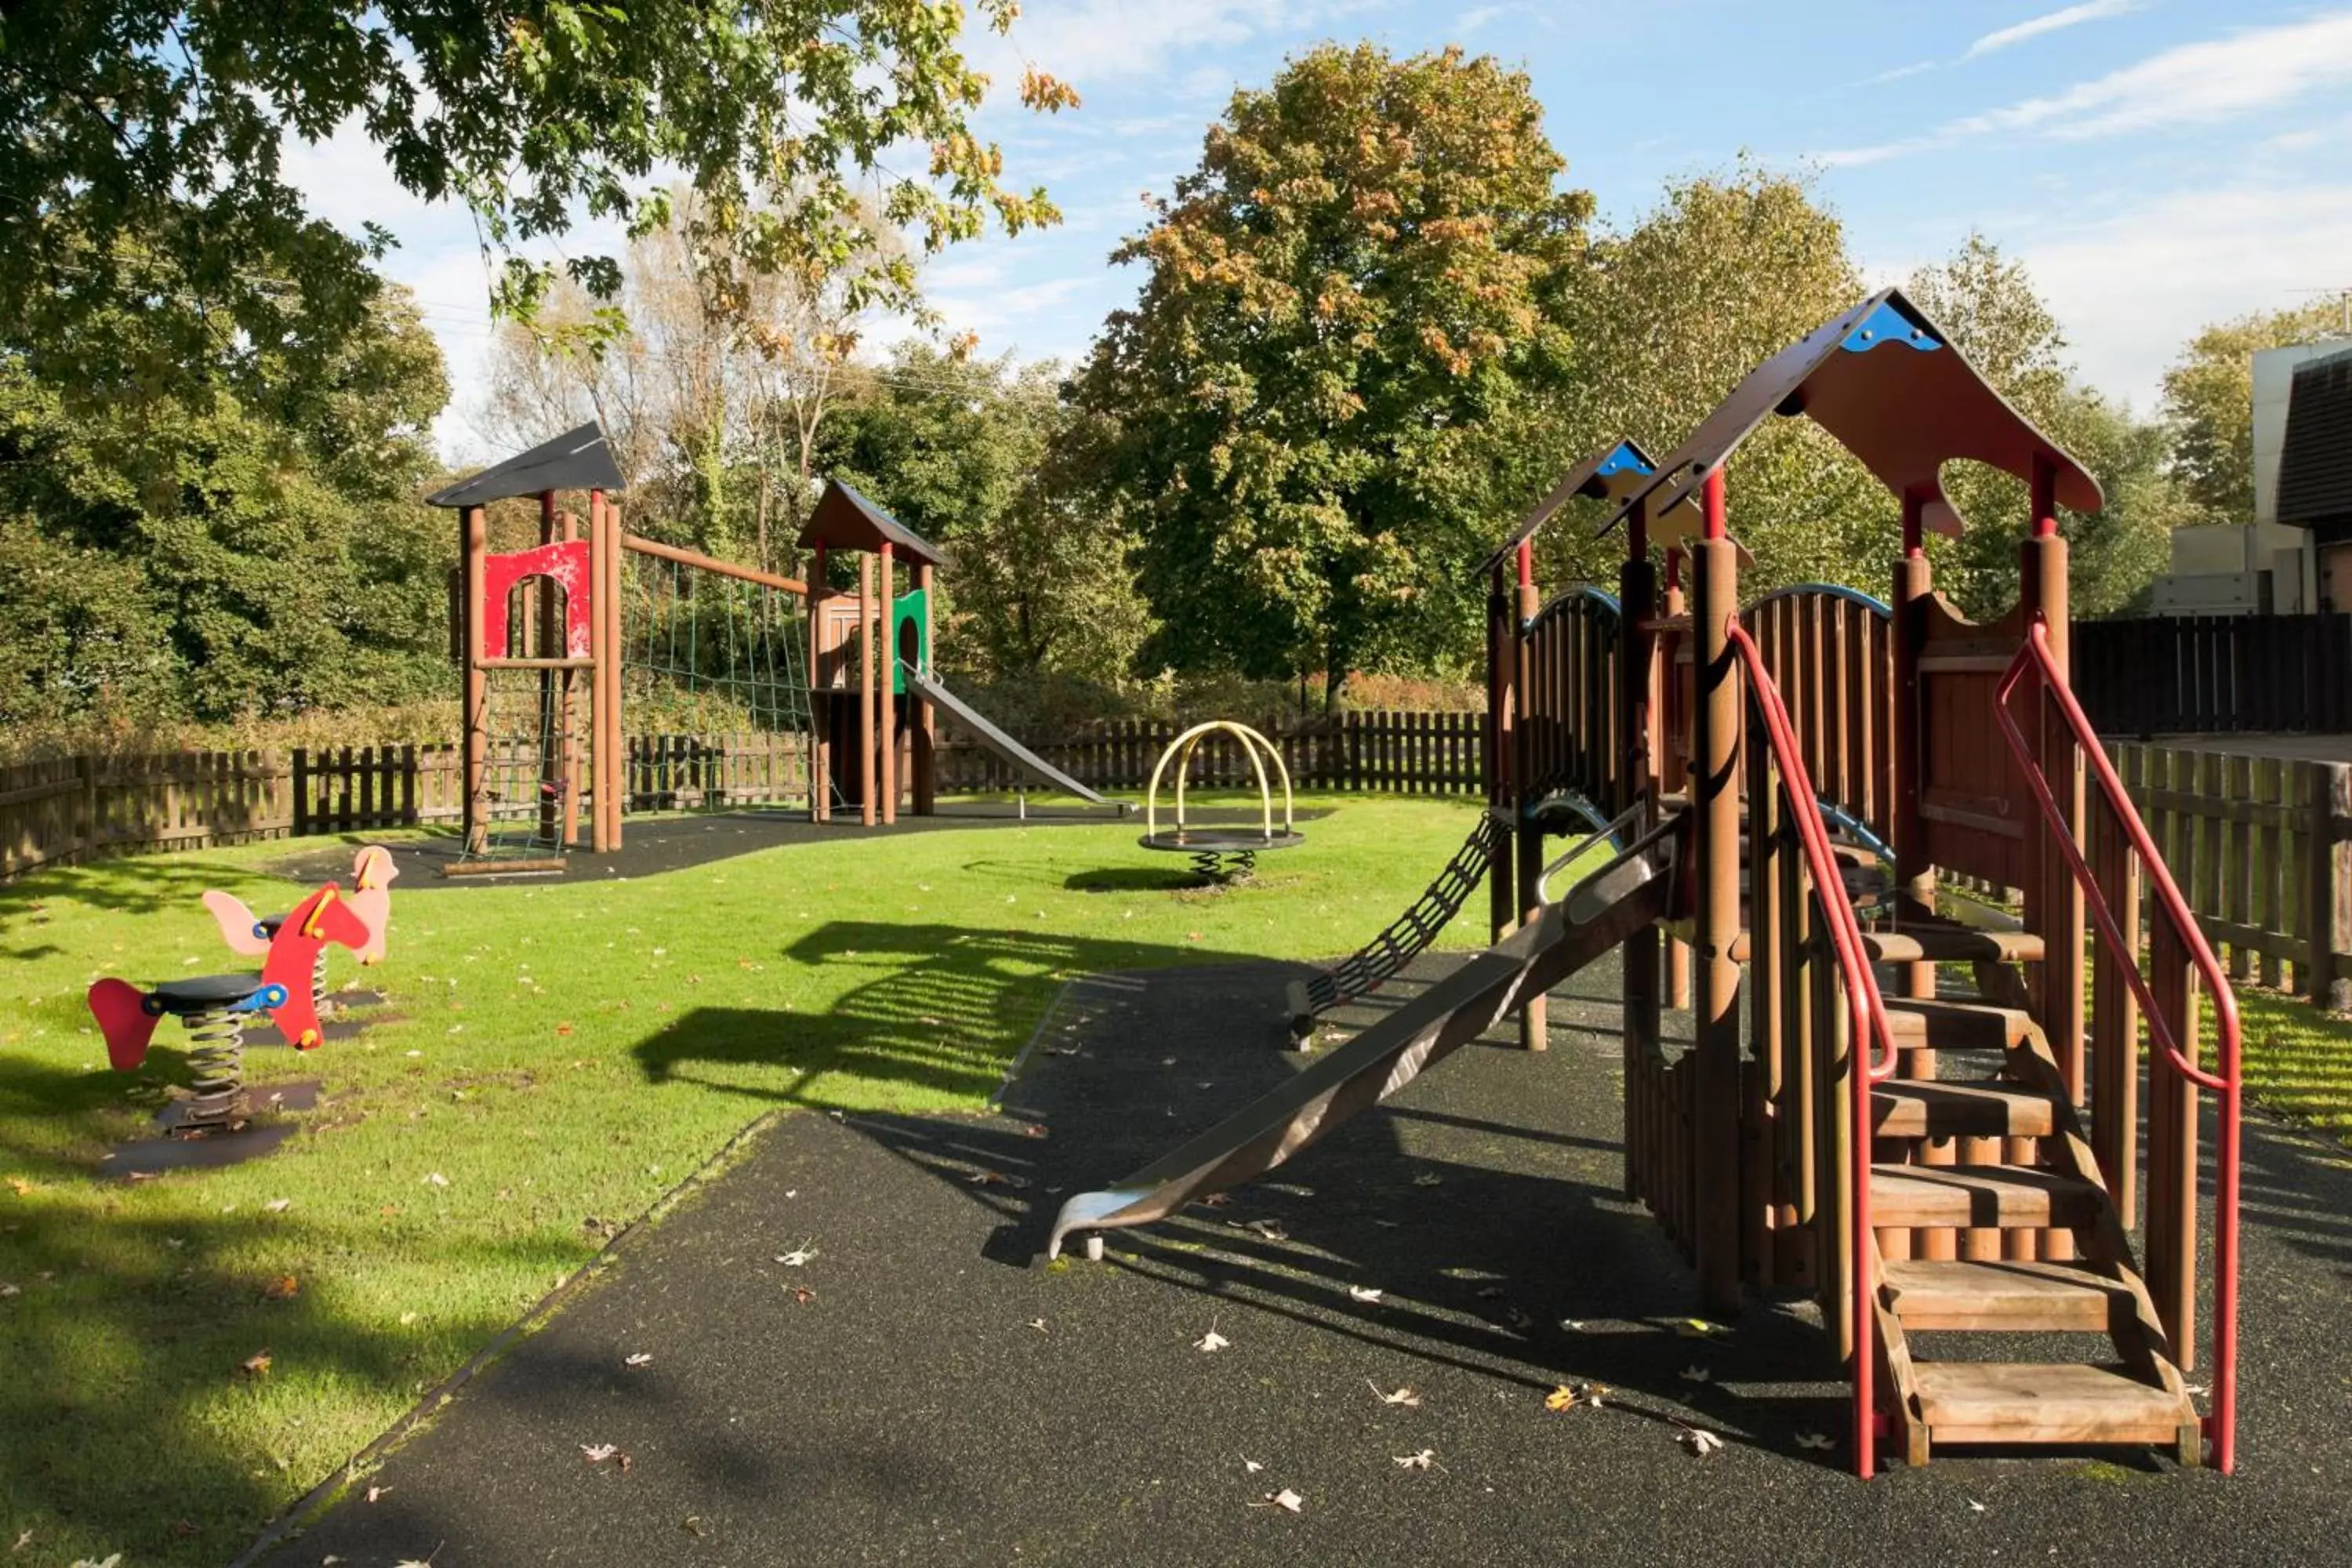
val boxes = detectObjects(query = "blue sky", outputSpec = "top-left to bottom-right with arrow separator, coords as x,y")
285,2 -> 2352,461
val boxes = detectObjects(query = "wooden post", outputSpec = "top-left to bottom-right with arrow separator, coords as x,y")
1621,499 -> 1660,1200
1690,470 -> 1743,1318
1663,549 -> 1693,1011
560,504 -> 582,848
1515,542 -> 1548,1050
536,492 -> 563,848
2306,763 -> 2351,1009
858,553 -> 877,827
1486,565 -> 1515,941
811,543 -> 830,823
914,560 -> 937,815
2021,456 -> 2084,1108
592,491 -> 622,852
878,541 -> 898,826
1891,488 -> 1934,996
459,503 -> 488,856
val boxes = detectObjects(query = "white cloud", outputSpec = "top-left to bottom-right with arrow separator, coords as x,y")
2019,181 -> 2352,408
1824,11 -> 2352,165
1962,0 -> 2140,61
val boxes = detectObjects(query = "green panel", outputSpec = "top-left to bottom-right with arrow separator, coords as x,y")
891,587 -> 929,694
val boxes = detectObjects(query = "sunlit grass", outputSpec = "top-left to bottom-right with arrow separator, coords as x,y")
0,793 -> 1495,1566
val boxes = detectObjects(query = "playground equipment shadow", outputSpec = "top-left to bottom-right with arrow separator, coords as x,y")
273,802 -> 1336,891
270,954 -> 2352,1567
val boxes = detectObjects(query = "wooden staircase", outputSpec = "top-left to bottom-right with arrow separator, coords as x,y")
1862,991 -> 2201,1465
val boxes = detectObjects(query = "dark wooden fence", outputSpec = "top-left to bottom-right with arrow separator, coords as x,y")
931,710 -> 1486,799
2074,613 -> 2352,736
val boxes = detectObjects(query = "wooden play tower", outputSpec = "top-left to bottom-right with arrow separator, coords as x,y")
1485,291 -> 2242,1475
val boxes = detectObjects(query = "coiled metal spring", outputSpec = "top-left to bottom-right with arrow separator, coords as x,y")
1189,848 -> 1258,883
179,1004 -> 249,1131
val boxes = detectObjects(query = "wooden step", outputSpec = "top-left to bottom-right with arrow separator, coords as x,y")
1881,1259 -> 2125,1331
1869,1164 -> 2102,1229
1872,1080 -> 2058,1140
1912,1363 -> 2194,1446
1858,925 -> 2045,966
1882,999 -> 2035,1051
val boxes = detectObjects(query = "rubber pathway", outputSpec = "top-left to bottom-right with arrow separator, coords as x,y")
268,954 -> 2352,1566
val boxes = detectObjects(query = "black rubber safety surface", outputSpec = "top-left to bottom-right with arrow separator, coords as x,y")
269,953 -> 2352,1567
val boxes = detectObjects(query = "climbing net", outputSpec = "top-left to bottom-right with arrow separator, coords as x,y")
617,544 -> 813,815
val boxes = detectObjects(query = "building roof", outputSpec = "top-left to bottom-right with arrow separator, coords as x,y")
1475,438 -> 1658,578
423,422 -> 626,509
797,478 -> 949,568
2278,345 -> 2352,527
1605,288 -> 2103,540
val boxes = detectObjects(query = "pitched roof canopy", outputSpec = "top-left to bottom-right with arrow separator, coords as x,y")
797,478 -> 949,568
2278,345 -> 2352,527
1605,289 -> 2102,542
423,422 -> 625,509
1475,438 -> 1658,578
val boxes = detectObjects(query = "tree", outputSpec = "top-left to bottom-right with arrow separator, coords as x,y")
1554,162 -> 1874,592
1905,236 -> 2178,621
479,187 -> 887,572
2161,302 -> 2350,525
1,0 -> 1073,408
1062,42 -> 1592,705
0,285 -> 454,730
817,344 -> 1152,686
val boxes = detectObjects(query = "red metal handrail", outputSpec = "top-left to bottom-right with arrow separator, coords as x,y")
1993,616 -> 2239,1474
1726,623 -> 1903,1477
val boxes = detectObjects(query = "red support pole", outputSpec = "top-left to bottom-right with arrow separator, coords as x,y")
1702,467 -> 1726,542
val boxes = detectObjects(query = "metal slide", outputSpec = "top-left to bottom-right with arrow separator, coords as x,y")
900,664 -> 1114,808
1045,815 -> 1683,1258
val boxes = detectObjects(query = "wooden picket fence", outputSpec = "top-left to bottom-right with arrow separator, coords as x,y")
931,710 -> 1486,798
1944,741 -> 2352,1011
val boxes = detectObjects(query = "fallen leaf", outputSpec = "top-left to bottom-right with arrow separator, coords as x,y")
789,1286 -> 816,1305
11,1527 -> 29,1550
66,1556 -> 121,1568
423,1172 -> 449,1188
777,1243 -> 817,1267
581,1443 -> 619,1463
1967,1499 -> 1986,1515
1393,1449 -> 1437,1471
1368,1381 -> 1422,1407
0,1283 -> 16,1299
1195,1329 -> 1230,1353
365,1485 -> 390,1503
1680,1364 -> 1712,1383
1559,1318 -> 1587,1331
263,1275 -> 299,1301
240,1351 -> 272,1377
1545,1381 -> 1607,1411
1680,1426 -> 1725,1457
1250,1489 -> 1303,1513
681,1516 -> 708,1537
172,1519 -> 199,1537
1243,1458 -> 1265,1473
556,1023 -> 574,1036
1241,1218 -> 1288,1242
1674,1318 -> 1728,1340
1794,1431 -> 1835,1451
1025,1319 -> 1048,1334
398,1312 -> 419,1326
263,1198 -> 292,1213
4,1177 -> 27,1195
1348,1286 -> 1384,1304
625,1353 -> 653,1367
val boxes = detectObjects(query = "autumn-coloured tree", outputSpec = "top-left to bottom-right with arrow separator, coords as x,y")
1063,42 -> 1593,704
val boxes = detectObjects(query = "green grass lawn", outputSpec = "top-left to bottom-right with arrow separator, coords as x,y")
0,793 -> 1498,1567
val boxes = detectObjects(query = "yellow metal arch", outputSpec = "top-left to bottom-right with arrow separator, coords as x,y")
1144,721 -> 1294,842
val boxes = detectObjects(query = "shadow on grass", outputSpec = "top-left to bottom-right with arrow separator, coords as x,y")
633,922 -> 1288,1108
1060,866 -> 1207,894
0,1186 -> 591,1566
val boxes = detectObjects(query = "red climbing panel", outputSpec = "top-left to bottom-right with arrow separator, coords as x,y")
481,539 -> 593,660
